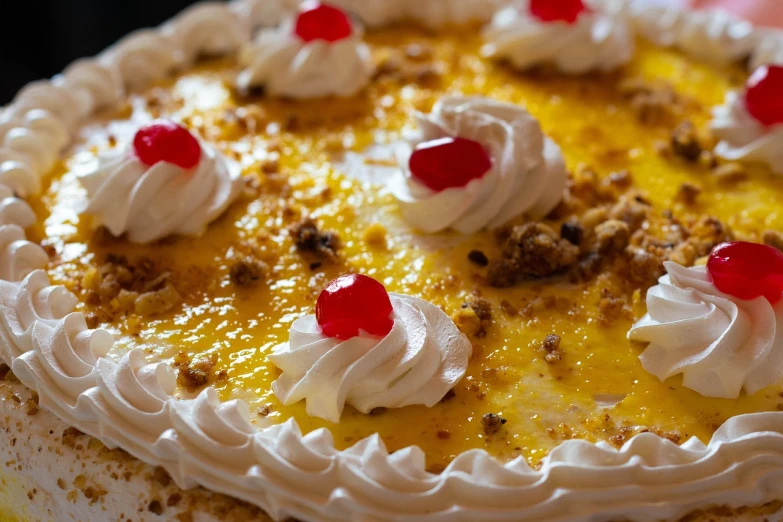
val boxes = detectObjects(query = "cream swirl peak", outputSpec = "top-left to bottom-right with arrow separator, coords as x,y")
165,2 -> 250,64
268,275 -> 471,422
629,260 -> 783,399
482,0 -> 634,74
329,0 -> 509,29
77,121 -> 243,244
630,4 -> 758,66
389,96 -> 566,234
237,2 -> 373,99
710,67 -> 783,175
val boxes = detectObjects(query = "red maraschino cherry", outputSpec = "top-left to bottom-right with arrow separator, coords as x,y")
294,2 -> 353,44
529,0 -> 589,24
707,241 -> 783,303
409,137 -> 493,193
745,65 -> 783,127
316,274 -> 394,340
133,121 -> 202,169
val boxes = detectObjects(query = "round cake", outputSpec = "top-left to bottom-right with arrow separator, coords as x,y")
2,0 -> 783,521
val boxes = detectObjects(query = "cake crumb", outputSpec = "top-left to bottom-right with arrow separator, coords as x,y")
594,220 -> 630,254
173,352 -> 219,392
670,121 -> 702,162
229,257 -> 268,288
291,218 -> 341,262
481,413 -> 507,436
451,307 -> 482,337
542,334 -> 563,364
676,183 -> 701,205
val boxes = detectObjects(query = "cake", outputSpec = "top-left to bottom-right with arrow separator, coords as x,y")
2,0 -> 783,521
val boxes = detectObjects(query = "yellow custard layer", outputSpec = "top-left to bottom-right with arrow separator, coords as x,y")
28,28 -> 783,470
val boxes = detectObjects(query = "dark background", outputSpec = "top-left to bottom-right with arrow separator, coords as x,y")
1,0 -> 202,105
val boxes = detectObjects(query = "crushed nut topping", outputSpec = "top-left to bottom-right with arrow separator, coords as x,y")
670,121 -> 703,162
676,182 -> 702,205
487,223 -> 580,288
173,352 -> 225,392
467,250 -> 489,267
481,413 -> 507,436
291,218 -> 341,262
542,334 -> 563,364
229,257 -> 268,288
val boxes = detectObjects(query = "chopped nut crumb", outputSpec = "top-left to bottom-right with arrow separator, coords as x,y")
481,413 -> 507,436
173,352 -> 219,392
560,221 -> 584,246
676,182 -> 702,205
671,121 -> 702,162
148,500 -> 164,515
467,250 -> 489,267
229,257 -> 268,287
291,218 -> 341,262
451,307 -> 482,337
594,220 -> 630,254
487,223 -> 580,288
542,334 -> 563,364
134,283 -> 181,317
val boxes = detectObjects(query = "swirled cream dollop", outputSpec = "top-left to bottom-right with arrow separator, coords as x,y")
628,261 -> 783,398
482,1 -> 634,74
630,5 -> 758,66
101,30 -> 182,91
710,91 -> 783,174
166,2 -> 250,64
269,293 -> 471,422
329,0 -> 508,28
236,18 -> 373,98
77,140 -> 243,244
232,0 -> 301,30
389,96 -> 567,234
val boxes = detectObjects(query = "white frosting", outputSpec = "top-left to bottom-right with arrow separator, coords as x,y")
482,1 -> 635,74
4,2 -> 783,521
78,140 -> 243,243
328,0 -> 508,28
390,96 -> 567,234
61,59 -> 123,114
629,262 -> 783,398
710,91 -> 783,175
268,293 -> 471,422
0,109 -> 69,179
630,4 -> 759,65
101,30 -> 182,91
0,225 -> 48,282
166,2 -> 250,64
237,19 -> 374,98
0,185 -> 36,229
751,33 -> 783,70
230,0 -> 301,29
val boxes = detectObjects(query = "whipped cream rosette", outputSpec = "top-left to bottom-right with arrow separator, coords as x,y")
268,274 -> 472,422
630,3 -> 758,66
329,0 -> 508,28
629,243 -> 783,398
77,120 -> 243,244
710,65 -> 783,174
237,2 -> 374,99
482,0 -> 634,74
389,96 -> 567,234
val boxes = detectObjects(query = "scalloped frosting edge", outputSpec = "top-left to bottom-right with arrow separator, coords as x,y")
1,1 -> 783,521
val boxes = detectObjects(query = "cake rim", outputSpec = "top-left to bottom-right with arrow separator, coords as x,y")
3,1 -> 783,521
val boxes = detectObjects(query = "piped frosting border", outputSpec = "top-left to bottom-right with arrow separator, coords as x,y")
3,1 -> 783,521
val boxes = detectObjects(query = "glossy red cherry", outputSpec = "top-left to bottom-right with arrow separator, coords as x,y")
294,2 -> 353,43
707,241 -> 783,303
316,274 -> 394,340
409,137 -> 493,193
745,65 -> 783,126
529,0 -> 588,24
133,121 -> 202,169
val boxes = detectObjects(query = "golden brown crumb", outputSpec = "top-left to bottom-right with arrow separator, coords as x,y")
290,218 -> 341,262
560,221 -> 584,247
619,78 -> 689,125
229,257 -> 268,288
606,170 -> 633,189
481,413 -> 507,436
451,307 -> 482,337
670,121 -> 703,162
134,283 -> 181,317
173,352 -> 219,392
676,182 -> 702,205
542,334 -> 563,364
487,223 -> 580,288
763,230 -> 783,253
594,220 -> 630,254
